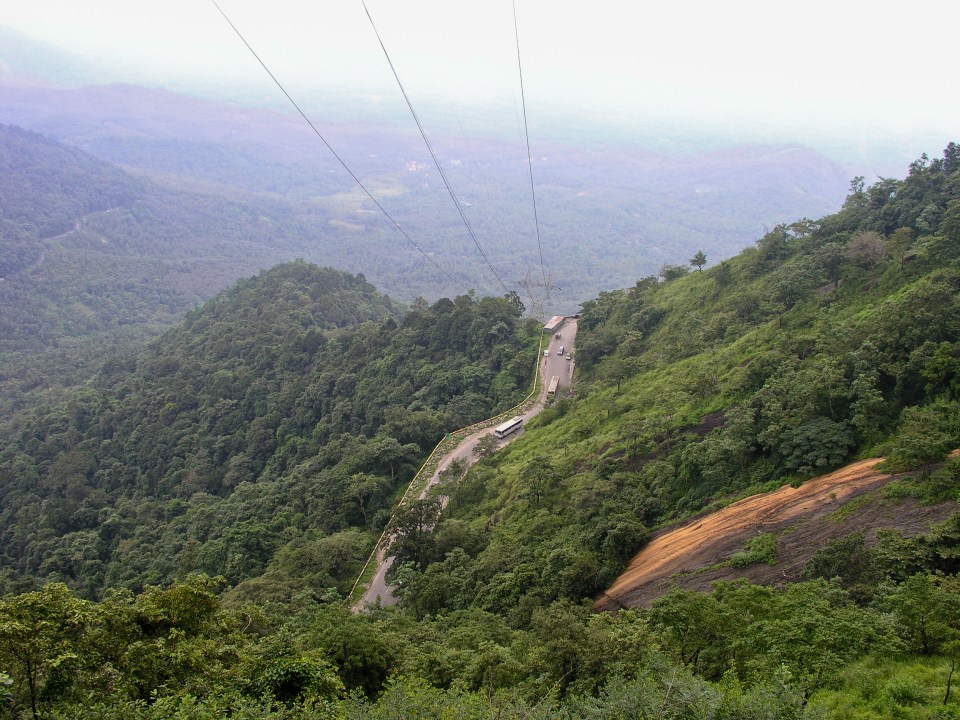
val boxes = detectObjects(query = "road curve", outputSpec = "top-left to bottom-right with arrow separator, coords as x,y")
359,318 -> 578,609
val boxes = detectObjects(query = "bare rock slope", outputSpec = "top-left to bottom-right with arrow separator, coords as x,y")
597,456 -> 958,609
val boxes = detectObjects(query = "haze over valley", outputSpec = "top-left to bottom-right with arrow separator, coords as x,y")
2,3 -> 960,718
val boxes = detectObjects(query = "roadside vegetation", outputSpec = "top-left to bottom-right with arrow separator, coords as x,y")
390,143 -> 960,620
1,144 -> 959,717
0,262 -> 537,603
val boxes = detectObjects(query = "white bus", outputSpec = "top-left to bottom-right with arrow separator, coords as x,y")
547,375 -> 560,395
493,416 -> 524,438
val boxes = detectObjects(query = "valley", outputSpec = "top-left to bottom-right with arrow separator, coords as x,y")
0,16 -> 959,718
360,318 -> 579,608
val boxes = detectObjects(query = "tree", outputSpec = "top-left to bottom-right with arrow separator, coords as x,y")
937,199 -> 960,254
503,290 -> 525,318
802,532 -> 873,587
0,584 -> 96,719
882,404 -> 955,474
519,454 -> 561,507
888,574 -> 960,655
603,357 -> 638,391
886,227 -> 914,268
713,261 -> 733,286
389,498 -> 441,570
659,264 -> 690,282
345,473 -> 390,526
779,417 -> 851,475
816,242 -> 845,290
689,250 -> 707,273
845,231 -> 886,269
472,433 -> 500,459
771,260 -> 817,313
650,589 -> 738,678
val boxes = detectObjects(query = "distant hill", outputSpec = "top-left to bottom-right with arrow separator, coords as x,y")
0,26 -> 106,86
0,124 -> 338,411
0,123 -> 139,275
0,79 -> 852,309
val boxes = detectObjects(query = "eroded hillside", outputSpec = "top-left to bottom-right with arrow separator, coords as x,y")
597,454 -> 960,609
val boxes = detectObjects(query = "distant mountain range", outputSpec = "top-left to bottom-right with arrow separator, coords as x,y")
0,25 -> 853,409
0,22 -> 854,301
0,79 -> 852,304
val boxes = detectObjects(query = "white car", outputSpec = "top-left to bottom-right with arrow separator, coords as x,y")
544,350 -> 550,357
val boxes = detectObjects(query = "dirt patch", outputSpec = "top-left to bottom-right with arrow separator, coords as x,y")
595,456 -> 959,610
685,411 -> 727,437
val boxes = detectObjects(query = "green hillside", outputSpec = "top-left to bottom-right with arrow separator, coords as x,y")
0,123 -> 310,412
1,145 -> 960,718
398,143 -> 960,615
0,262 -> 537,602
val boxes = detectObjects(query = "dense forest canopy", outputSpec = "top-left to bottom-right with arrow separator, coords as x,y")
0,123 -> 315,412
1,144 -> 960,718
0,261 -> 537,603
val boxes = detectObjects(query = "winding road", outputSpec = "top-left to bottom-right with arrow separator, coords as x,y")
358,318 -> 578,609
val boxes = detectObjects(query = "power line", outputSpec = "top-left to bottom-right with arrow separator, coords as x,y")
209,0 -> 468,294
512,0 -> 548,292
361,1 -> 511,294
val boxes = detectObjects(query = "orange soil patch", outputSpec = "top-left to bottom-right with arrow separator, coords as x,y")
596,455 -> 958,610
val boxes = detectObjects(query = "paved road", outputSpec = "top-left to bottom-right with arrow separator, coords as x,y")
360,318 -> 578,608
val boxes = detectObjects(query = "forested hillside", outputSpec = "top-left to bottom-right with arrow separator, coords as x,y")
2,146 -> 960,719
0,262 -> 537,602
0,124 -> 325,411
390,143 -> 960,620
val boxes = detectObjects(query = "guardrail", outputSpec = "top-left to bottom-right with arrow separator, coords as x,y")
348,330 -> 547,607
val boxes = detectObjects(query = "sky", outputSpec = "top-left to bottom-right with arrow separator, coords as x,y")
3,0 -> 958,173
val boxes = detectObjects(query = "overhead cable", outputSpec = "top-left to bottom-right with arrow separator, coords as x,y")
361,0 -> 511,294
209,0 -> 468,293
512,0 -> 548,290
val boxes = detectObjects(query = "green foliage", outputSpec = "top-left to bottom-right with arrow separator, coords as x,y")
880,403 -> 958,473
808,655 -> 960,719
803,532 -> 876,587
391,142 -> 960,624
689,250 -> 707,272
4,139 -> 960,718
0,574 -> 955,719
0,264 -> 536,600
729,532 -> 778,568
883,574 -> 960,656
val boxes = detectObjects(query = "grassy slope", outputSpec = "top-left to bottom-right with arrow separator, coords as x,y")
406,148 -> 960,621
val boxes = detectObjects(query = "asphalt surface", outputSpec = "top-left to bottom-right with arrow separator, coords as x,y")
360,318 -> 578,608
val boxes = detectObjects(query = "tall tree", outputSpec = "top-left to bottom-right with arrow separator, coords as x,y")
689,250 -> 707,273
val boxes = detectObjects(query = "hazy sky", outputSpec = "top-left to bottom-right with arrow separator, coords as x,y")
4,0 -> 958,169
